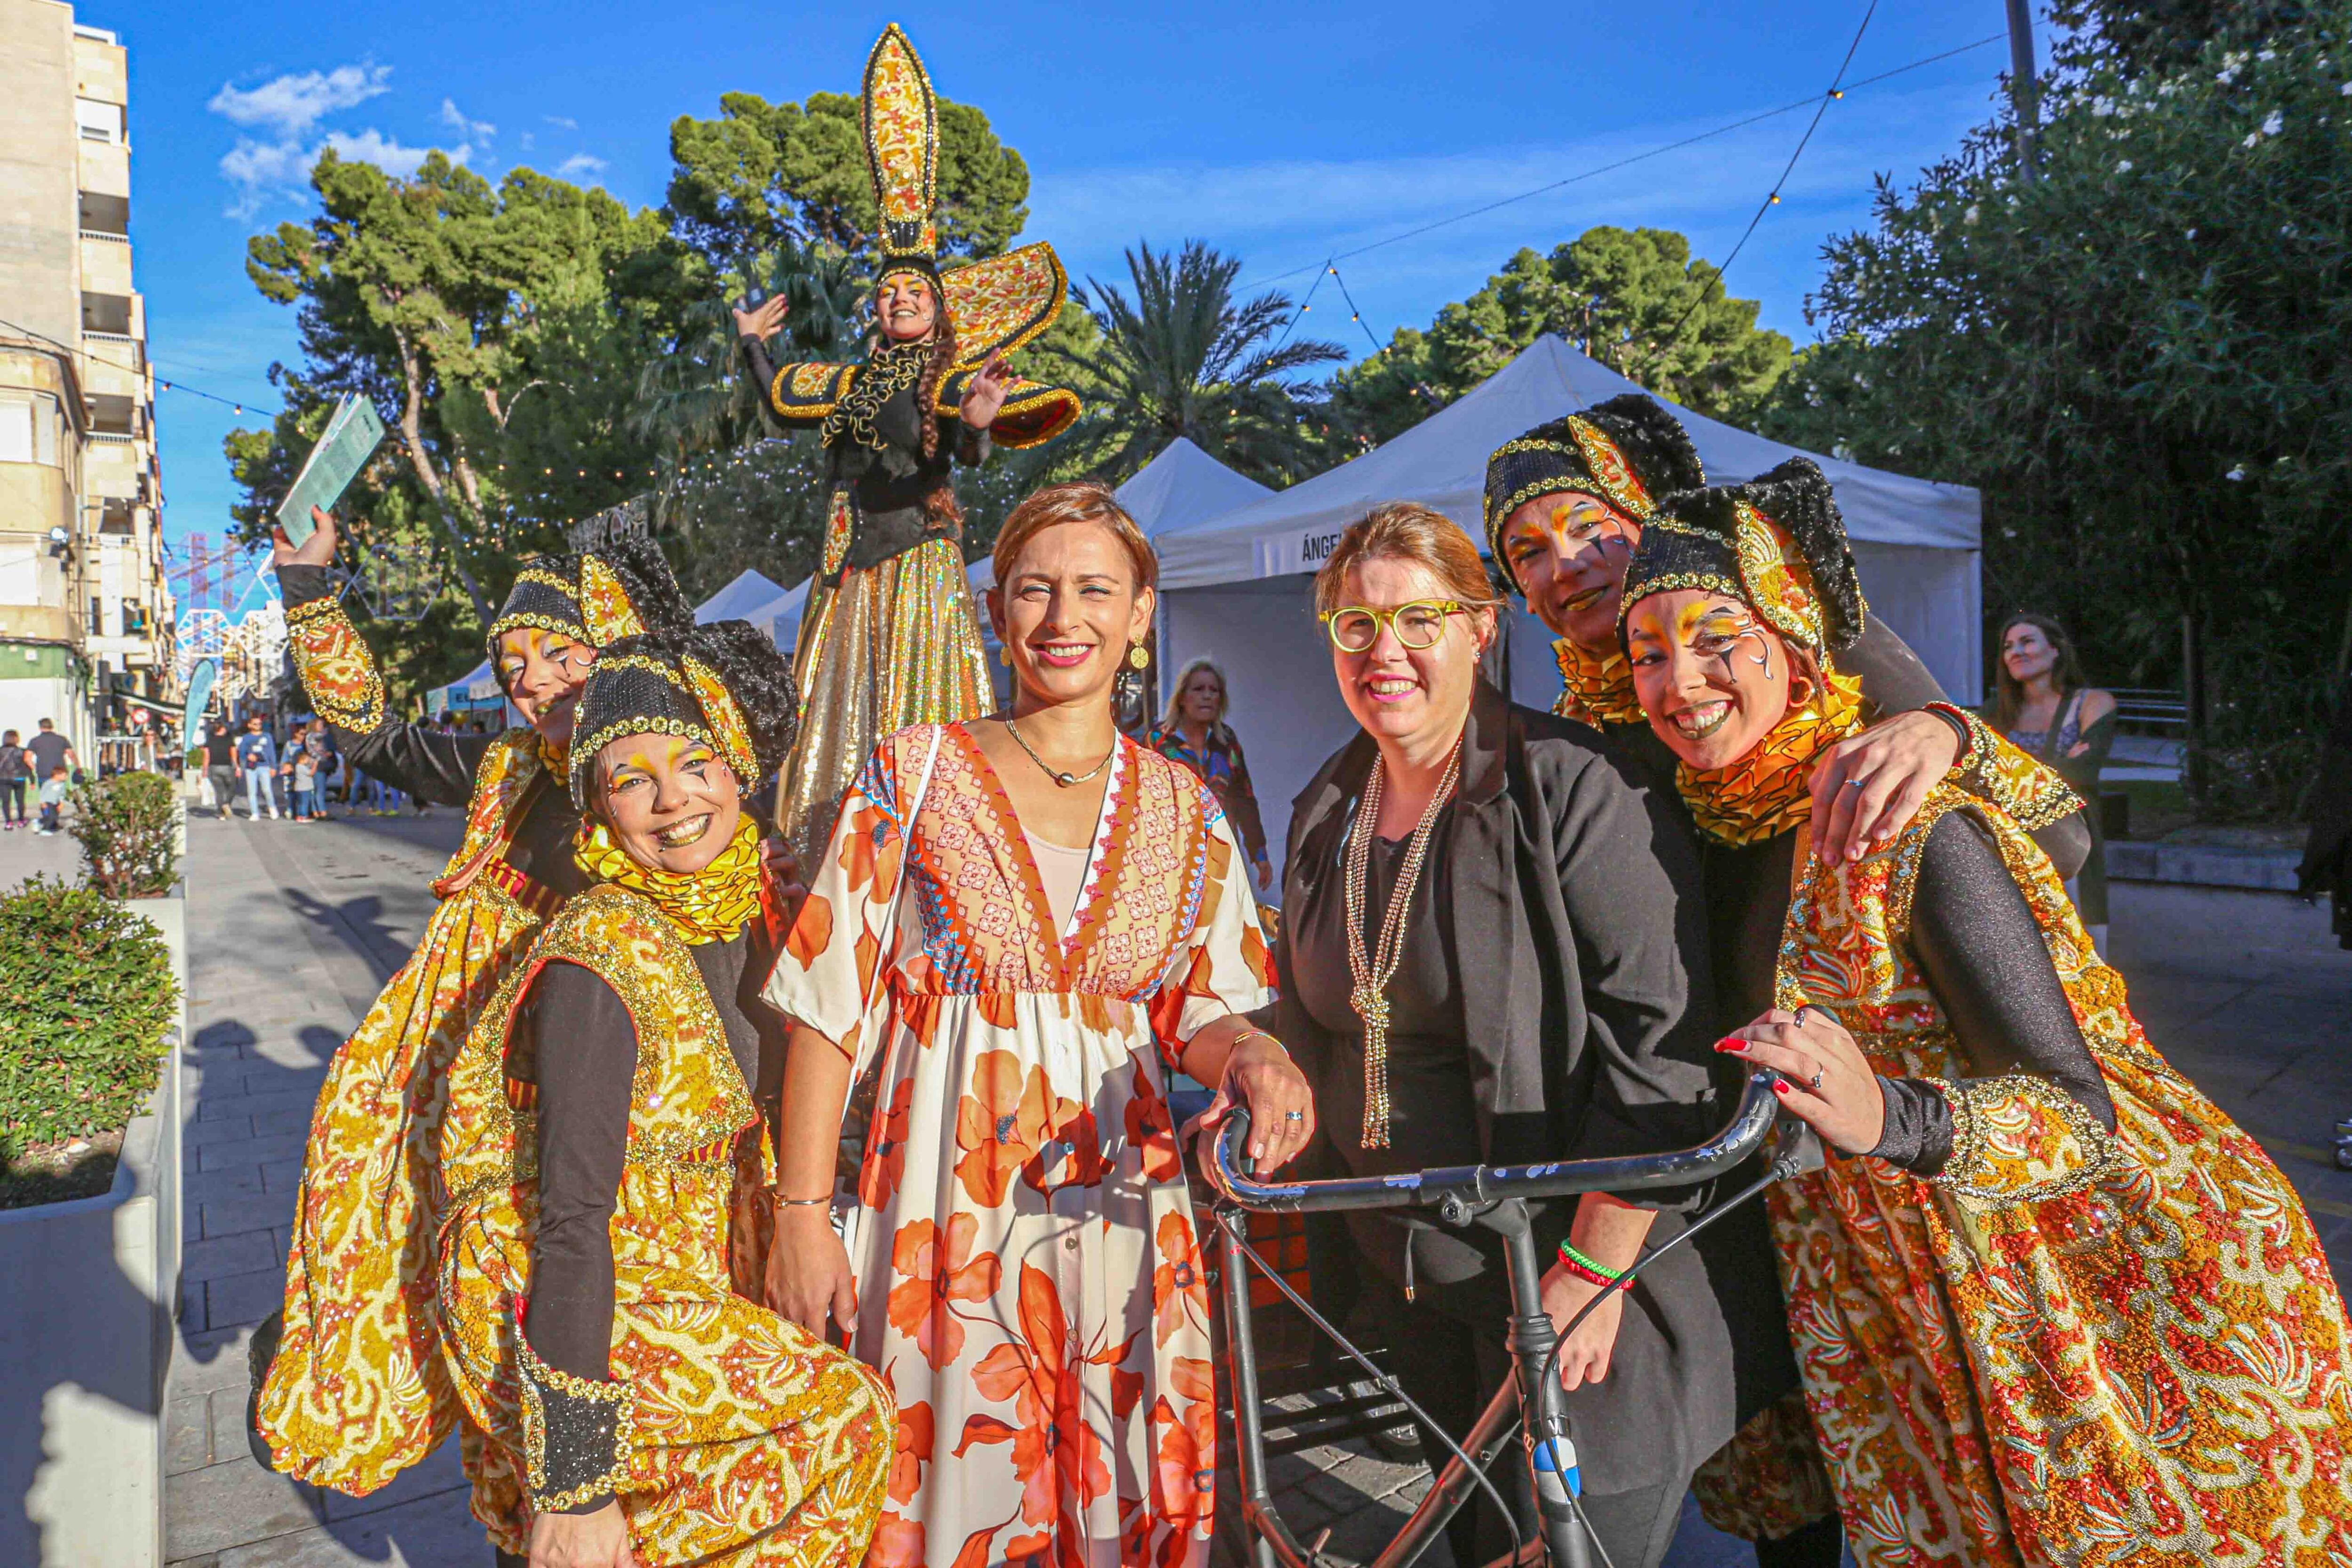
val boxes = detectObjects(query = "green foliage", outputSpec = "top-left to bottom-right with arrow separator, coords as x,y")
68,771 -> 178,899
1053,240 -> 1344,487
0,876 -> 177,1158
1752,10 -> 2352,819
1330,227 -> 1793,445
665,90 -> 1029,276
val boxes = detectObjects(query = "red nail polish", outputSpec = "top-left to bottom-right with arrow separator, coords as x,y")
1771,1079 -> 1790,1094
1714,1037 -> 1746,1054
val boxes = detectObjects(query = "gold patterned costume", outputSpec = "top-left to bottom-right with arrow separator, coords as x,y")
750,25 -> 1081,867
1627,461 -> 2352,1564
433,622 -> 890,1564
256,544 -> 683,1496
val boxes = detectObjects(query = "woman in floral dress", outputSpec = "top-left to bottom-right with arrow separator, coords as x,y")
763,481 -> 1313,1568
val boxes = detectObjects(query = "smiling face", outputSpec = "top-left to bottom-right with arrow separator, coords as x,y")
1329,555 -> 1494,754
1500,491 -> 1641,651
494,627 -> 598,746
593,732 -> 742,875
988,520 -> 1155,713
1625,589 -> 1796,771
1178,668 -> 1224,727
876,271 -> 940,343
2002,620 -> 2058,685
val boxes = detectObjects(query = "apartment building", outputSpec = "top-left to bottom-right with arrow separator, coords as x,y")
0,0 -> 176,764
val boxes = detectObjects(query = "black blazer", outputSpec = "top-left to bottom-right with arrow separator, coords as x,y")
1271,678 -> 1795,1492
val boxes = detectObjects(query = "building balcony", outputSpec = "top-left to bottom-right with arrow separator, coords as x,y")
0,466 -> 76,538
79,192 -> 130,239
80,237 -> 133,297
77,139 -> 129,201
0,605 -> 80,646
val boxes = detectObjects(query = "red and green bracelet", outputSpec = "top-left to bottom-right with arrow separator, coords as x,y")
1556,1241 -> 1625,1289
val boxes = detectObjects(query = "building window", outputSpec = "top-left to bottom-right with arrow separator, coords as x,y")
89,597 -> 105,636
121,599 -> 147,635
74,97 -> 122,145
81,293 -> 133,336
0,400 -> 31,464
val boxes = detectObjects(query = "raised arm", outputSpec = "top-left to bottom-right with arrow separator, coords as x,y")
274,518 -> 493,806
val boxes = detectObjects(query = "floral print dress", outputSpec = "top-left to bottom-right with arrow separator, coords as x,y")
766,723 -> 1274,1568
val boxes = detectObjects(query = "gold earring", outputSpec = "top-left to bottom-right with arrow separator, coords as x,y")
999,645 -> 1012,666
1128,644 -> 1150,671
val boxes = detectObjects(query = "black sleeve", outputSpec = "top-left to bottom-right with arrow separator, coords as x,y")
1552,748 -> 1719,1186
741,334 -> 831,430
1868,812 -> 2116,1174
522,961 -> 636,1511
277,564 -> 494,806
1838,618 -> 1947,716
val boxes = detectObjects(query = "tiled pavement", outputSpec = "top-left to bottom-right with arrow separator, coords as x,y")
132,801 -> 2352,1566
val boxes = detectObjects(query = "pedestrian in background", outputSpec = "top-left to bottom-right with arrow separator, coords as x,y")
203,722 -> 238,820
35,765 -> 69,835
235,715 -> 279,820
288,723 -> 320,823
0,730 -> 28,830
24,717 -> 75,787
1991,613 -> 2116,945
1148,656 -> 1275,893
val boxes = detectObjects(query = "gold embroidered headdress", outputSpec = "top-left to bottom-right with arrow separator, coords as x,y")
1481,393 -> 1705,593
761,25 -> 1081,450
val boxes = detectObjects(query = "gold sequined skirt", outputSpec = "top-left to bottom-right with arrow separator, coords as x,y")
776,535 -> 992,866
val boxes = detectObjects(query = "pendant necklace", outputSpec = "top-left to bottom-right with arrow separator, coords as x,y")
1004,717 -> 1115,788
1343,737 -> 1462,1149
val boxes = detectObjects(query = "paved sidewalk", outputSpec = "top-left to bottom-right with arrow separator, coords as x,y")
165,806 -> 485,1568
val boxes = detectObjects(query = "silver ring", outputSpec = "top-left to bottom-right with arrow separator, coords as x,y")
1809,1068 -> 1824,1091
1844,778 -> 1867,788
1282,1111 -> 1305,1122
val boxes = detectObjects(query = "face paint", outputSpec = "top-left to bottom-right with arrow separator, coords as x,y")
1502,492 -> 1642,649
1626,590 -> 1796,770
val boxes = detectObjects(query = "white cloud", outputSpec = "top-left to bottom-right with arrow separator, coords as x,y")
440,98 -> 495,142
544,115 -> 578,130
207,64 -> 389,138
324,128 -> 468,179
554,152 -> 607,182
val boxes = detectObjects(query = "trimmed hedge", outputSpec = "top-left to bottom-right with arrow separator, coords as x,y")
70,768 -> 179,898
0,876 -> 178,1158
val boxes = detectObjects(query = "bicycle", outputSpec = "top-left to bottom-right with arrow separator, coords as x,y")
1202,1071 -> 1822,1568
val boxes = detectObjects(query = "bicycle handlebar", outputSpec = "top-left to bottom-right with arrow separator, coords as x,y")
1207,1070 -> 1790,1214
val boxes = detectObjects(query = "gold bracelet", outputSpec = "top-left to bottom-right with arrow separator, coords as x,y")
775,1193 -> 832,1207
1230,1029 -> 1287,1057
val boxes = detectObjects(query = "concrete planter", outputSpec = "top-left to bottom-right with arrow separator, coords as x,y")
0,883 -> 187,1567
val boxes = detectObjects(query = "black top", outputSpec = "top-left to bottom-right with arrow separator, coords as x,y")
1273,679 -> 1790,1493
509,926 -> 783,1512
1708,810 -> 2115,1175
25,731 -> 70,778
1288,809 -> 1500,1289
740,335 -> 988,578
203,731 -> 236,767
1592,616 -> 2093,881
278,565 -> 588,900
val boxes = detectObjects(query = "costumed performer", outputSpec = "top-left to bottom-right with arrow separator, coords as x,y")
733,23 -> 1082,868
253,510 -> 692,1495
1483,395 -> 2090,872
434,619 -> 892,1567
761,481 -> 1309,1568
1620,458 -> 2352,1565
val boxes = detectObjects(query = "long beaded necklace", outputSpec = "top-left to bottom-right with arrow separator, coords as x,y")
1343,738 -> 1462,1150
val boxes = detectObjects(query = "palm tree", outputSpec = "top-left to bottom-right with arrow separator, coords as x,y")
1061,240 -> 1344,486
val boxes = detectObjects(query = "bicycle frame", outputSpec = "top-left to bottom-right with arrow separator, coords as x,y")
1205,1073 -> 1806,1568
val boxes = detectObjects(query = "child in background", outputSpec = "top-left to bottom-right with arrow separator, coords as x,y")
36,766 -> 69,835
290,736 -> 318,823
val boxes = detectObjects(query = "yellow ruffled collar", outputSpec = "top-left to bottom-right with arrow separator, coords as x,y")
1552,639 -> 1646,728
573,813 -> 763,944
1676,669 -> 1866,848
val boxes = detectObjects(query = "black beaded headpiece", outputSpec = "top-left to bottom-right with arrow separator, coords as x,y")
567,624 -> 799,811
486,516 -> 694,682
485,559 -> 588,661
1482,394 -> 1706,595
1618,457 -> 1866,654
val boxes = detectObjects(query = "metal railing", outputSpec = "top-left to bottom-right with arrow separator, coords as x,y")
2109,688 -> 2187,735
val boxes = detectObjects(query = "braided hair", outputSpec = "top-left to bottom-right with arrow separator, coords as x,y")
915,315 -> 963,527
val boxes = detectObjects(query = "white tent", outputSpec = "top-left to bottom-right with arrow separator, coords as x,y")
1154,334 -> 1984,863
695,568 -> 789,623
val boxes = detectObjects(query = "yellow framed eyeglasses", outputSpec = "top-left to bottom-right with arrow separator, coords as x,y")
1319,599 -> 1482,653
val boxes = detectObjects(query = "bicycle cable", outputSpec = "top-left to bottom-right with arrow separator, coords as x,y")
1216,1226 -> 1529,1567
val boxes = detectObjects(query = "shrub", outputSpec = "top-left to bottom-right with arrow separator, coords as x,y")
69,768 -> 178,898
0,876 -> 178,1160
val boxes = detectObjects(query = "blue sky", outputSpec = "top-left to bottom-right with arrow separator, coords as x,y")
89,0 -> 2037,565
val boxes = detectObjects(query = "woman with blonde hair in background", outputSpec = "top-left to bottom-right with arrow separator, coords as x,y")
1149,657 -> 1274,893
762,481 -> 1310,1568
